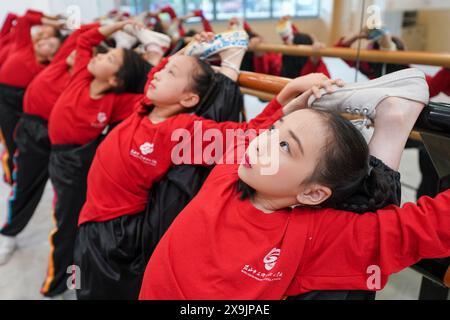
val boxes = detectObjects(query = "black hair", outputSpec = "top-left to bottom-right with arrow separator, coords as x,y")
54,28 -> 63,40
153,20 -> 166,35
186,57 -> 217,114
104,37 -> 116,48
168,39 -> 186,56
184,29 -> 198,37
237,178 -> 256,200
306,110 -> 398,212
111,48 -> 152,94
240,31 -> 261,72
246,30 -> 259,40
280,32 -> 313,79
237,110 -> 396,213
304,110 -> 370,207
58,33 -> 68,43
95,42 -> 110,55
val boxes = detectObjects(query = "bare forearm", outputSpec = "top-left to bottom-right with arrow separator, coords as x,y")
340,34 -> 360,47
99,21 -> 128,37
277,73 -> 328,106
369,97 -> 425,170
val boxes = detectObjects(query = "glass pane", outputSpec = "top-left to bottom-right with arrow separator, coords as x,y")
185,0 -> 214,21
148,0 -> 185,16
295,0 -> 320,16
119,0 -> 138,15
215,0 -> 244,20
245,0 -> 271,19
272,0 -> 296,18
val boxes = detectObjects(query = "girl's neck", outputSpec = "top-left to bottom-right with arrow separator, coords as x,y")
90,78 -> 110,99
250,192 -> 296,213
148,103 -> 184,124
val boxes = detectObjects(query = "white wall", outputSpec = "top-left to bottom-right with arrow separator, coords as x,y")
0,0 -> 115,26
0,0 -> 51,20
47,0 -> 115,23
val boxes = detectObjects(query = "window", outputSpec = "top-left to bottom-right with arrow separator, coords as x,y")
185,0 -> 214,20
216,0 -> 244,20
147,0 -> 185,15
245,0 -> 271,19
119,0 -> 320,21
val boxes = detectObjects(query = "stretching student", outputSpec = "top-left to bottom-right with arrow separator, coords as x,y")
0,10 -> 63,186
139,69 -> 449,299
166,10 -> 215,57
0,12 -> 58,70
335,27 -> 409,79
181,10 -> 214,36
73,31 -> 260,299
240,17 -> 330,78
276,17 -> 330,79
0,24 -> 100,267
73,31 -> 398,300
41,21 -> 151,298
158,5 -> 186,41
240,21 -> 282,77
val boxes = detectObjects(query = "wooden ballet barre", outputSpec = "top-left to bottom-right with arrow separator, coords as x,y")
248,43 -> 450,68
239,72 -> 290,94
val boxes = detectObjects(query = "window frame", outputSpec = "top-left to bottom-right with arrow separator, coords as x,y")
121,0 -> 321,21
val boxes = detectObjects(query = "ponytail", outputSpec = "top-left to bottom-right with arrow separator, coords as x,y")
333,157 -> 401,213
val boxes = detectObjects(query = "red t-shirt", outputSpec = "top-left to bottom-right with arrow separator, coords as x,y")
23,23 -> 100,120
0,11 -> 46,88
426,68 -> 450,98
334,37 -> 377,79
0,13 -> 17,71
139,161 -> 450,299
0,39 -> 14,71
78,96 -> 283,225
48,27 -> 142,145
254,53 -> 330,78
0,13 -> 17,39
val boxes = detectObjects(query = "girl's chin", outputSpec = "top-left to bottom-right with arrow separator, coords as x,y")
237,164 -> 252,180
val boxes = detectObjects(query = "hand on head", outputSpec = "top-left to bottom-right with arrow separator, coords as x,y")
193,31 -> 215,43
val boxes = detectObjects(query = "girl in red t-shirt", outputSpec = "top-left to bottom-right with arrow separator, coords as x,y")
0,10 -> 63,185
139,69 -> 449,299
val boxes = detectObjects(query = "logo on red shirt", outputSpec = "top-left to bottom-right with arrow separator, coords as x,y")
130,142 -> 157,166
97,112 -> 107,123
139,142 -> 154,155
91,112 -> 108,128
263,248 -> 281,271
241,248 -> 283,282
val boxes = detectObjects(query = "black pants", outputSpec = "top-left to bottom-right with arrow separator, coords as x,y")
41,139 -> 100,297
0,114 -> 50,237
0,84 -> 25,185
74,213 -> 149,300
